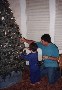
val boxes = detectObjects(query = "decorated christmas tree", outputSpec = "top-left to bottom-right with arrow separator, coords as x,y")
0,0 -> 25,79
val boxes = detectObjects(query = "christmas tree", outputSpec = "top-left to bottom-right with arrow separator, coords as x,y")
0,0 -> 25,79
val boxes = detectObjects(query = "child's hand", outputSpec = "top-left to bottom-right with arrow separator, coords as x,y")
23,47 -> 31,54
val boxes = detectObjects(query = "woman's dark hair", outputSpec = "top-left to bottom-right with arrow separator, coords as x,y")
41,34 -> 51,43
29,42 -> 38,52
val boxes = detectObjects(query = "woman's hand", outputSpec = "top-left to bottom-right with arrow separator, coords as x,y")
20,37 -> 26,42
42,56 -> 49,60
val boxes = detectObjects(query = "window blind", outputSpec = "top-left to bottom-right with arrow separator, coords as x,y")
54,0 -> 62,50
26,0 -> 50,42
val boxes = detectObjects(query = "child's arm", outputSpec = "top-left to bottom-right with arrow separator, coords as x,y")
19,53 -> 30,66
20,53 -> 30,61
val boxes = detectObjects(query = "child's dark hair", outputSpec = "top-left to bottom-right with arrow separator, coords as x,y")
29,42 -> 38,52
41,34 -> 51,43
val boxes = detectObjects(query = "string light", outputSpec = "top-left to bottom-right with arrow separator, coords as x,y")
5,31 -> 7,35
11,18 -> 13,19
2,17 -> 4,20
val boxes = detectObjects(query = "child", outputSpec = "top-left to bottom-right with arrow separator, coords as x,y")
20,42 -> 41,85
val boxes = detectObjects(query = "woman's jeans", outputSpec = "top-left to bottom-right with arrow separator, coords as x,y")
40,65 -> 60,84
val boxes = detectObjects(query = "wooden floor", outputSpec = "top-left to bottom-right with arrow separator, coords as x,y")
0,67 -> 62,90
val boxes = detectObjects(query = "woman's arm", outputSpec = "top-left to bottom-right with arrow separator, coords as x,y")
20,37 -> 35,44
42,55 -> 59,61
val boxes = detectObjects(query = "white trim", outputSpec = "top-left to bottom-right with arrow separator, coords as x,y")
20,0 -> 27,38
59,50 -> 62,54
49,0 -> 56,43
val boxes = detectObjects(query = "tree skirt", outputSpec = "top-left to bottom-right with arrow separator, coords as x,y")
0,71 -> 22,89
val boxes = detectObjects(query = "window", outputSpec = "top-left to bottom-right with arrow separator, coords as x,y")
26,0 -> 50,41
